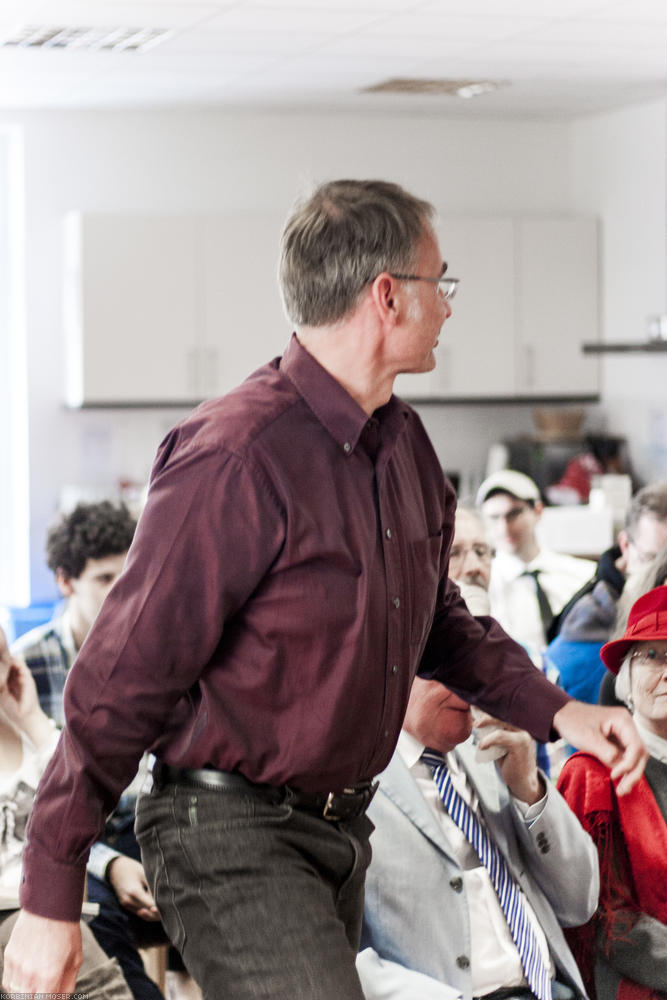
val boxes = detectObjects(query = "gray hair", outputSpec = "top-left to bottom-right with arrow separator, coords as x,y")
611,541 -> 667,640
279,179 -> 435,327
625,481 -> 667,535
614,651 -> 633,707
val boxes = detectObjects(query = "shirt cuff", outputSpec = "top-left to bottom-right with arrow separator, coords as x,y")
87,842 -> 122,882
19,843 -> 87,923
513,772 -> 549,824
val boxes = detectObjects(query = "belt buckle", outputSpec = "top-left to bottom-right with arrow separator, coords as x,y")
322,781 -> 378,822
322,791 -> 343,822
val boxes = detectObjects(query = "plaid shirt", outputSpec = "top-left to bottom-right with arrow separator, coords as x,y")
12,609 -> 75,728
12,610 -> 132,880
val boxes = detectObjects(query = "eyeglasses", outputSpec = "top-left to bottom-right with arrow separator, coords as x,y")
483,505 -> 530,524
390,262 -> 459,301
630,646 -> 667,671
627,535 -> 659,565
450,543 -> 495,563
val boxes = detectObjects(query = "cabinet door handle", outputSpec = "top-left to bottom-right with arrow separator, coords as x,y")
203,347 -> 218,396
186,348 -> 199,396
523,345 -> 535,388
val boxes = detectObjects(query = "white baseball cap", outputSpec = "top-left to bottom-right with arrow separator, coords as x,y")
476,469 -> 541,507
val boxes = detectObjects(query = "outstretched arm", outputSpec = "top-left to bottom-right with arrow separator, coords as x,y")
552,701 -> 647,796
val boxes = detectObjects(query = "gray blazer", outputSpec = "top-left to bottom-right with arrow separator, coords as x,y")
358,738 -> 598,1000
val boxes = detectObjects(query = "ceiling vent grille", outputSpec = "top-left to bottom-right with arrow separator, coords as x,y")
0,25 -> 172,52
362,78 -> 507,99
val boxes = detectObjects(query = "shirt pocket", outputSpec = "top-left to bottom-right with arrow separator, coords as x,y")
408,531 -> 443,648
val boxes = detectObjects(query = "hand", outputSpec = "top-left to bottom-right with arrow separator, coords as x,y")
0,656 -> 54,749
553,700 -> 648,796
2,911 -> 82,996
0,626 -> 12,690
0,654 -> 41,724
474,713 -> 544,805
107,855 -> 160,921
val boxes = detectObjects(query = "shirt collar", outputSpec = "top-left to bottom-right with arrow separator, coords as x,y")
495,548 -> 549,580
280,332 -> 408,458
57,607 -> 78,662
635,719 -> 667,764
396,728 -> 464,776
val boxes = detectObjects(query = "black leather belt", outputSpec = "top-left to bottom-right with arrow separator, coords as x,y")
152,762 -> 378,822
475,990 -> 538,1000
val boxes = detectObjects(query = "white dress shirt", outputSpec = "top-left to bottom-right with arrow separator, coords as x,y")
488,548 -> 595,651
397,729 -> 553,998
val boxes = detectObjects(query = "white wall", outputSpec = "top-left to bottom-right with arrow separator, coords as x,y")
570,99 -> 667,483
2,103 -> 664,601
2,108 -> 578,601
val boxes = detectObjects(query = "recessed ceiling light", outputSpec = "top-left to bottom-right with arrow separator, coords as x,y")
362,78 -> 508,99
0,25 -> 173,52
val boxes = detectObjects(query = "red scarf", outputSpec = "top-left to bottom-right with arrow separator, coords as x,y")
557,753 -> 667,1000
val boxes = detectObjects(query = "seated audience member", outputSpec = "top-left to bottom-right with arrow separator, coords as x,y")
477,471 -> 595,654
450,506 -> 552,775
597,541 -> 667,704
0,627 -> 132,999
12,501 -> 167,1000
557,586 -> 667,1000
547,483 -> 667,705
357,676 -> 598,1000
448,506 -> 495,616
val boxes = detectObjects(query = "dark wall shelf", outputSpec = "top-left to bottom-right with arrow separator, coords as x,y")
404,395 -> 601,406
582,341 -> 667,354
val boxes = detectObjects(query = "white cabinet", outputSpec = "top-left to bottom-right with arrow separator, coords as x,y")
395,214 -> 599,401
515,218 -> 599,397
63,212 -> 291,406
64,211 -> 599,406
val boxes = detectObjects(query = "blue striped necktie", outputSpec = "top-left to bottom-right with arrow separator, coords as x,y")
421,748 -> 552,1000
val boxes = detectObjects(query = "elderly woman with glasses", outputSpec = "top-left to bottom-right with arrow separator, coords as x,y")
557,586 -> 667,1000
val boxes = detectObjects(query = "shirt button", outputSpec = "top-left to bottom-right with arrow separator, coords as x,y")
384,730 -> 390,739
393,597 -> 400,609
449,876 -> 463,892
456,955 -> 470,970
343,442 -> 351,453
385,528 -> 392,539
391,664 -> 399,675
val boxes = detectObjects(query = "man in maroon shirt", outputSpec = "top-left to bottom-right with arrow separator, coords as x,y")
3,180 -> 646,999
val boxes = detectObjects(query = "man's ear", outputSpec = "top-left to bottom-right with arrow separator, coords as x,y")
533,500 -> 544,520
55,568 -> 74,597
369,273 -> 398,325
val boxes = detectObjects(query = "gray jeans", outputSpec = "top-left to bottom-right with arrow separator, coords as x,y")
135,782 -> 373,1000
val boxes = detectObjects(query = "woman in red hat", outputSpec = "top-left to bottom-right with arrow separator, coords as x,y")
557,585 -> 667,1000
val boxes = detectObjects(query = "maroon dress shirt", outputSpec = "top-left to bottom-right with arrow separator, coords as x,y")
21,334 -> 569,920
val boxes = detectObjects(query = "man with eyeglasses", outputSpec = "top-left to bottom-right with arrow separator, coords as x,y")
477,470 -> 596,657
547,481 -> 667,705
448,506 -> 495,615
3,180 -> 647,1000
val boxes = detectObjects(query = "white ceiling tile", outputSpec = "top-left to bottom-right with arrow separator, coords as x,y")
0,0 -> 665,116
526,18 -> 667,46
203,5 -> 384,33
351,13 -> 551,42
323,33 -> 476,61
416,0 -> 616,16
161,27 -> 326,55
0,0 -> 228,28
243,0 -> 423,8
587,0 -> 667,19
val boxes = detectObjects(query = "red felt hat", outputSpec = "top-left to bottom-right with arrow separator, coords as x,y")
600,585 -> 667,674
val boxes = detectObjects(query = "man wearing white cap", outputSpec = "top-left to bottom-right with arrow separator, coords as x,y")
477,470 -> 595,653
